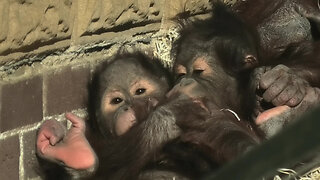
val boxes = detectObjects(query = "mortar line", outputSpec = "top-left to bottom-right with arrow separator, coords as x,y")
42,69 -> 47,118
0,122 -> 42,140
19,133 -> 25,180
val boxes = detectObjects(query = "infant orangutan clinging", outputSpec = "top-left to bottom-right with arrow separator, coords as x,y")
36,52 -> 174,179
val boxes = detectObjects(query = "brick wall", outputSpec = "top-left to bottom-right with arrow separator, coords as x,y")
0,0 -> 236,179
0,61 -> 92,179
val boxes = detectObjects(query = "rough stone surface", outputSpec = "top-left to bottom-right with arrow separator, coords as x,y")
0,0 -> 164,57
0,0 -> 73,56
0,135 -> 20,180
0,0 -> 237,69
0,75 -> 43,132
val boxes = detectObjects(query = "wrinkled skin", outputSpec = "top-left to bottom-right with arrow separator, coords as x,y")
234,0 -> 320,61
233,0 -> 320,136
258,65 -> 308,107
253,66 -> 320,138
36,113 -> 97,178
252,65 -> 309,118
95,56 -> 171,137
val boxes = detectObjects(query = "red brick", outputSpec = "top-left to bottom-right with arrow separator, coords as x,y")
0,136 -> 20,180
45,64 -> 91,116
23,130 -> 41,179
0,76 -> 43,132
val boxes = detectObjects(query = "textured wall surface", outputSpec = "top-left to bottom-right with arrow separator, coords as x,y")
0,0 -> 236,179
0,0 -> 227,69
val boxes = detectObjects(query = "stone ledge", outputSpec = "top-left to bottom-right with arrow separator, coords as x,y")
0,23 -> 161,71
0,0 -> 164,56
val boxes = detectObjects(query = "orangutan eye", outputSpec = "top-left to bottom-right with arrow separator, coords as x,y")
110,97 -> 123,104
193,69 -> 204,75
135,88 -> 146,95
177,73 -> 186,78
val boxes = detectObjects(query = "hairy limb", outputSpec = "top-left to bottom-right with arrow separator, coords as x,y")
257,87 -> 320,138
253,66 -> 320,137
181,110 -> 260,163
170,99 -> 260,164
101,101 -> 181,179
